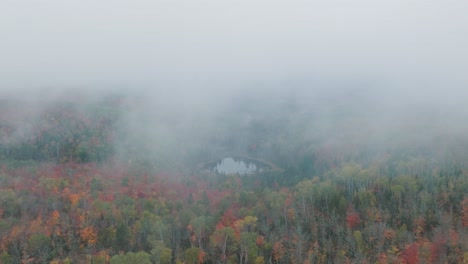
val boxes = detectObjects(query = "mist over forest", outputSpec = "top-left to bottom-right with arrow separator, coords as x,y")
1,0 -> 468,263
2,85 -> 468,172
2,0 -> 468,169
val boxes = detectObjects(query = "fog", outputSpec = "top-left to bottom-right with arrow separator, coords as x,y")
1,0 -> 468,170
2,0 -> 467,88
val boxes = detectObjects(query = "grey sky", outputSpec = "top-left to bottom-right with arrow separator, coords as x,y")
1,0 -> 467,95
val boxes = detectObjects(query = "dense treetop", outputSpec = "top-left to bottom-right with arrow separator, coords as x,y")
0,96 -> 467,263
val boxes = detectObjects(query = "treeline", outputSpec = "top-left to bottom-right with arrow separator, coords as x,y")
0,157 -> 467,263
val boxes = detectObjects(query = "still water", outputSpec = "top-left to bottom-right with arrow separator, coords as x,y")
210,157 -> 264,175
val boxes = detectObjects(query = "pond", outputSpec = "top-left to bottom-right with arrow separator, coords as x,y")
204,156 -> 280,176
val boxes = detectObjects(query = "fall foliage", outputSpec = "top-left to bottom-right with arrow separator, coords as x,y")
0,98 -> 468,263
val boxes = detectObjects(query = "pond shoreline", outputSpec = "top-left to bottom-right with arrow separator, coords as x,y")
197,155 -> 284,175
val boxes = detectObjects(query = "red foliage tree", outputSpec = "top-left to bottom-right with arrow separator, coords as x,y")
430,233 -> 447,264
400,243 -> 419,264
272,241 -> 286,262
346,212 -> 360,229
461,197 -> 468,228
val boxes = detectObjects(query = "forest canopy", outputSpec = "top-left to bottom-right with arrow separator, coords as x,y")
0,92 -> 467,263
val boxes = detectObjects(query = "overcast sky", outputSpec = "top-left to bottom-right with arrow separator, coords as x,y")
1,0 -> 467,98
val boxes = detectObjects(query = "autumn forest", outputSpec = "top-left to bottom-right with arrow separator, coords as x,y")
0,92 -> 468,264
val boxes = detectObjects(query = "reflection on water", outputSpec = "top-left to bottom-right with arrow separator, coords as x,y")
203,156 -> 281,176
210,157 -> 263,175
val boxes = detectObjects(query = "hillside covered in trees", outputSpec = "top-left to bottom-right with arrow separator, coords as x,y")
0,95 -> 468,264
2,0 -> 468,262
